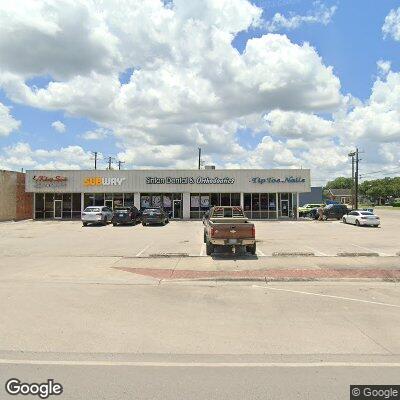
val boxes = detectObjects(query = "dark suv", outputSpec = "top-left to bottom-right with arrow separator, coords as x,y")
112,206 -> 141,226
323,204 -> 349,220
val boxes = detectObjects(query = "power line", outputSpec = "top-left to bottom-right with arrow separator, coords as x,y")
117,160 -> 125,170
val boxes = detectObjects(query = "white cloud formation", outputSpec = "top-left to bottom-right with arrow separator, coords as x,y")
383,7 -> 400,41
0,142 -> 96,170
0,102 -> 20,136
265,1 -> 337,32
81,127 -> 108,140
51,120 -> 66,133
377,60 -> 391,77
264,110 -> 335,139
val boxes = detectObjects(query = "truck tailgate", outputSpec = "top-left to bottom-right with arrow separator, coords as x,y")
210,222 -> 254,239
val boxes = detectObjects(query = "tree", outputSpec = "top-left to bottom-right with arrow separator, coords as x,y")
325,177 -> 353,190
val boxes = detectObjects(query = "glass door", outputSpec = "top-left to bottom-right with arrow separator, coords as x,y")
173,200 -> 182,219
54,200 -> 62,219
105,199 -> 113,210
280,199 -> 289,217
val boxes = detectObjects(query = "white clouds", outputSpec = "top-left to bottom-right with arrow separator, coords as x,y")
81,128 -> 108,140
265,1 -> 337,33
377,60 -> 391,77
51,120 -> 66,133
264,110 -> 335,139
383,7 -> 400,41
0,102 -> 20,136
0,142 -> 95,170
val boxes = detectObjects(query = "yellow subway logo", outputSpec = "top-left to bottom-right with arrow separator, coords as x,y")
84,177 -> 126,186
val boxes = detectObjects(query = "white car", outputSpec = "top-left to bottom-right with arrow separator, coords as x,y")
81,206 -> 113,226
342,210 -> 380,227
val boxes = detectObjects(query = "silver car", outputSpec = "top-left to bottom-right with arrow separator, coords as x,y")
342,210 -> 380,227
82,206 -> 113,226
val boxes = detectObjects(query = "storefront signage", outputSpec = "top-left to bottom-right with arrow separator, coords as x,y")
146,177 -> 235,185
251,176 -> 306,184
32,175 -> 68,188
84,177 -> 126,186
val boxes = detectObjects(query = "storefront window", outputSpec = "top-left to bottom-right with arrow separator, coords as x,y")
72,193 -> 81,219
190,193 -> 200,219
210,193 -> 219,206
244,193 -> 251,218
62,193 -> 72,219
231,193 -> 240,206
152,195 -> 162,208
124,193 -> 135,207
221,193 -> 230,206
84,194 -> 94,209
140,194 -> 151,209
44,194 -> 54,219
94,193 -> 104,206
35,193 -> 44,219
113,194 -> 123,208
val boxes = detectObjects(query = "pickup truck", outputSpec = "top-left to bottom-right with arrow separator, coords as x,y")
203,206 -> 256,255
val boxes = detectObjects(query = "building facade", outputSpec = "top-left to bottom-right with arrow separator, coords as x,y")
0,170 -> 33,222
25,169 -> 311,220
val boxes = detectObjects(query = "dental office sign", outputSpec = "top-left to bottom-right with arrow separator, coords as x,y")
251,176 -> 306,184
146,176 -> 235,184
84,177 -> 126,186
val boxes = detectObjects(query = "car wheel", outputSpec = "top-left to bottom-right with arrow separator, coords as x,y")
247,243 -> 256,255
102,217 -> 107,226
82,222 -> 88,227
142,222 -> 146,226
355,219 -> 360,227
113,222 -> 117,226
206,240 -> 214,256
342,217 -> 347,224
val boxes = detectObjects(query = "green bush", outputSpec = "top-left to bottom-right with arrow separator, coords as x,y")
393,203 -> 400,207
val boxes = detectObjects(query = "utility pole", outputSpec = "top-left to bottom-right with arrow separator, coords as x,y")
117,161 -> 125,170
348,151 -> 355,209
93,152 -> 98,170
107,156 -> 113,170
355,148 -> 360,210
198,148 -> 201,170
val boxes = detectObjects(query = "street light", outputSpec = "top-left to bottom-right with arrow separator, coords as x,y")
348,151 -> 356,209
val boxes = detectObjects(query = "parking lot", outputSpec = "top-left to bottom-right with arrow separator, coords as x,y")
1,207 -> 399,259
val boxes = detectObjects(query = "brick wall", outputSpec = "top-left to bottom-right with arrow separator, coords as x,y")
0,171 -> 32,221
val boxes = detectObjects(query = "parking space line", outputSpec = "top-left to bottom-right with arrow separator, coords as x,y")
135,244 -> 151,257
261,286 -> 400,309
304,246 -> 330,257
350,243 -> 390,256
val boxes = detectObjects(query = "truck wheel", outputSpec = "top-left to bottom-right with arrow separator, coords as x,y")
82,222 -> 88,227
206,241 -> 214,256
247,244 -> 256,255
102,217 -> 107,226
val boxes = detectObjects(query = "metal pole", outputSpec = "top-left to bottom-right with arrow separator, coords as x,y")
351,156 -> 354,208
355,148 -> 359,210
198,148 -> 201,170
94,152 -> 97,170
108,157 -> 112,170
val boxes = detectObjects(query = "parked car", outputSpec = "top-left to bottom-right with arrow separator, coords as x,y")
298,203 -> 324,217
321,204 -> 349,220
203,206 -> 256,255
141,208 -> 169,226
112,206 -> 141,226
342,210 -> 380,227
81,206 -> 113,226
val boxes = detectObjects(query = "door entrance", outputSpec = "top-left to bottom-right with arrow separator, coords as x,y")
54,200 -> 62,219
105,200 -> 113,210
173,200 -> 182,219
280,199 -> 289,217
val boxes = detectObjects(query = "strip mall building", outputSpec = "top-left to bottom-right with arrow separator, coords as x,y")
25,169 -> 311,220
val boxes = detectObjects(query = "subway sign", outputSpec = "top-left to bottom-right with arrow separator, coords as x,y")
84,177 -> 126,186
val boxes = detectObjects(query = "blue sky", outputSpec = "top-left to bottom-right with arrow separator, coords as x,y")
0,0 -> 399,181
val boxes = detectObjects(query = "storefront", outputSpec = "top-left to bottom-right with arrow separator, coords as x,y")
25,169 -> 311,220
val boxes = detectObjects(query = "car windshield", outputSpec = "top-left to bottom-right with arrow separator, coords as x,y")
361,211 -> 374,215
143,208 -> 160,214
115,208 -> 129,212
84,207 -> 101,212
